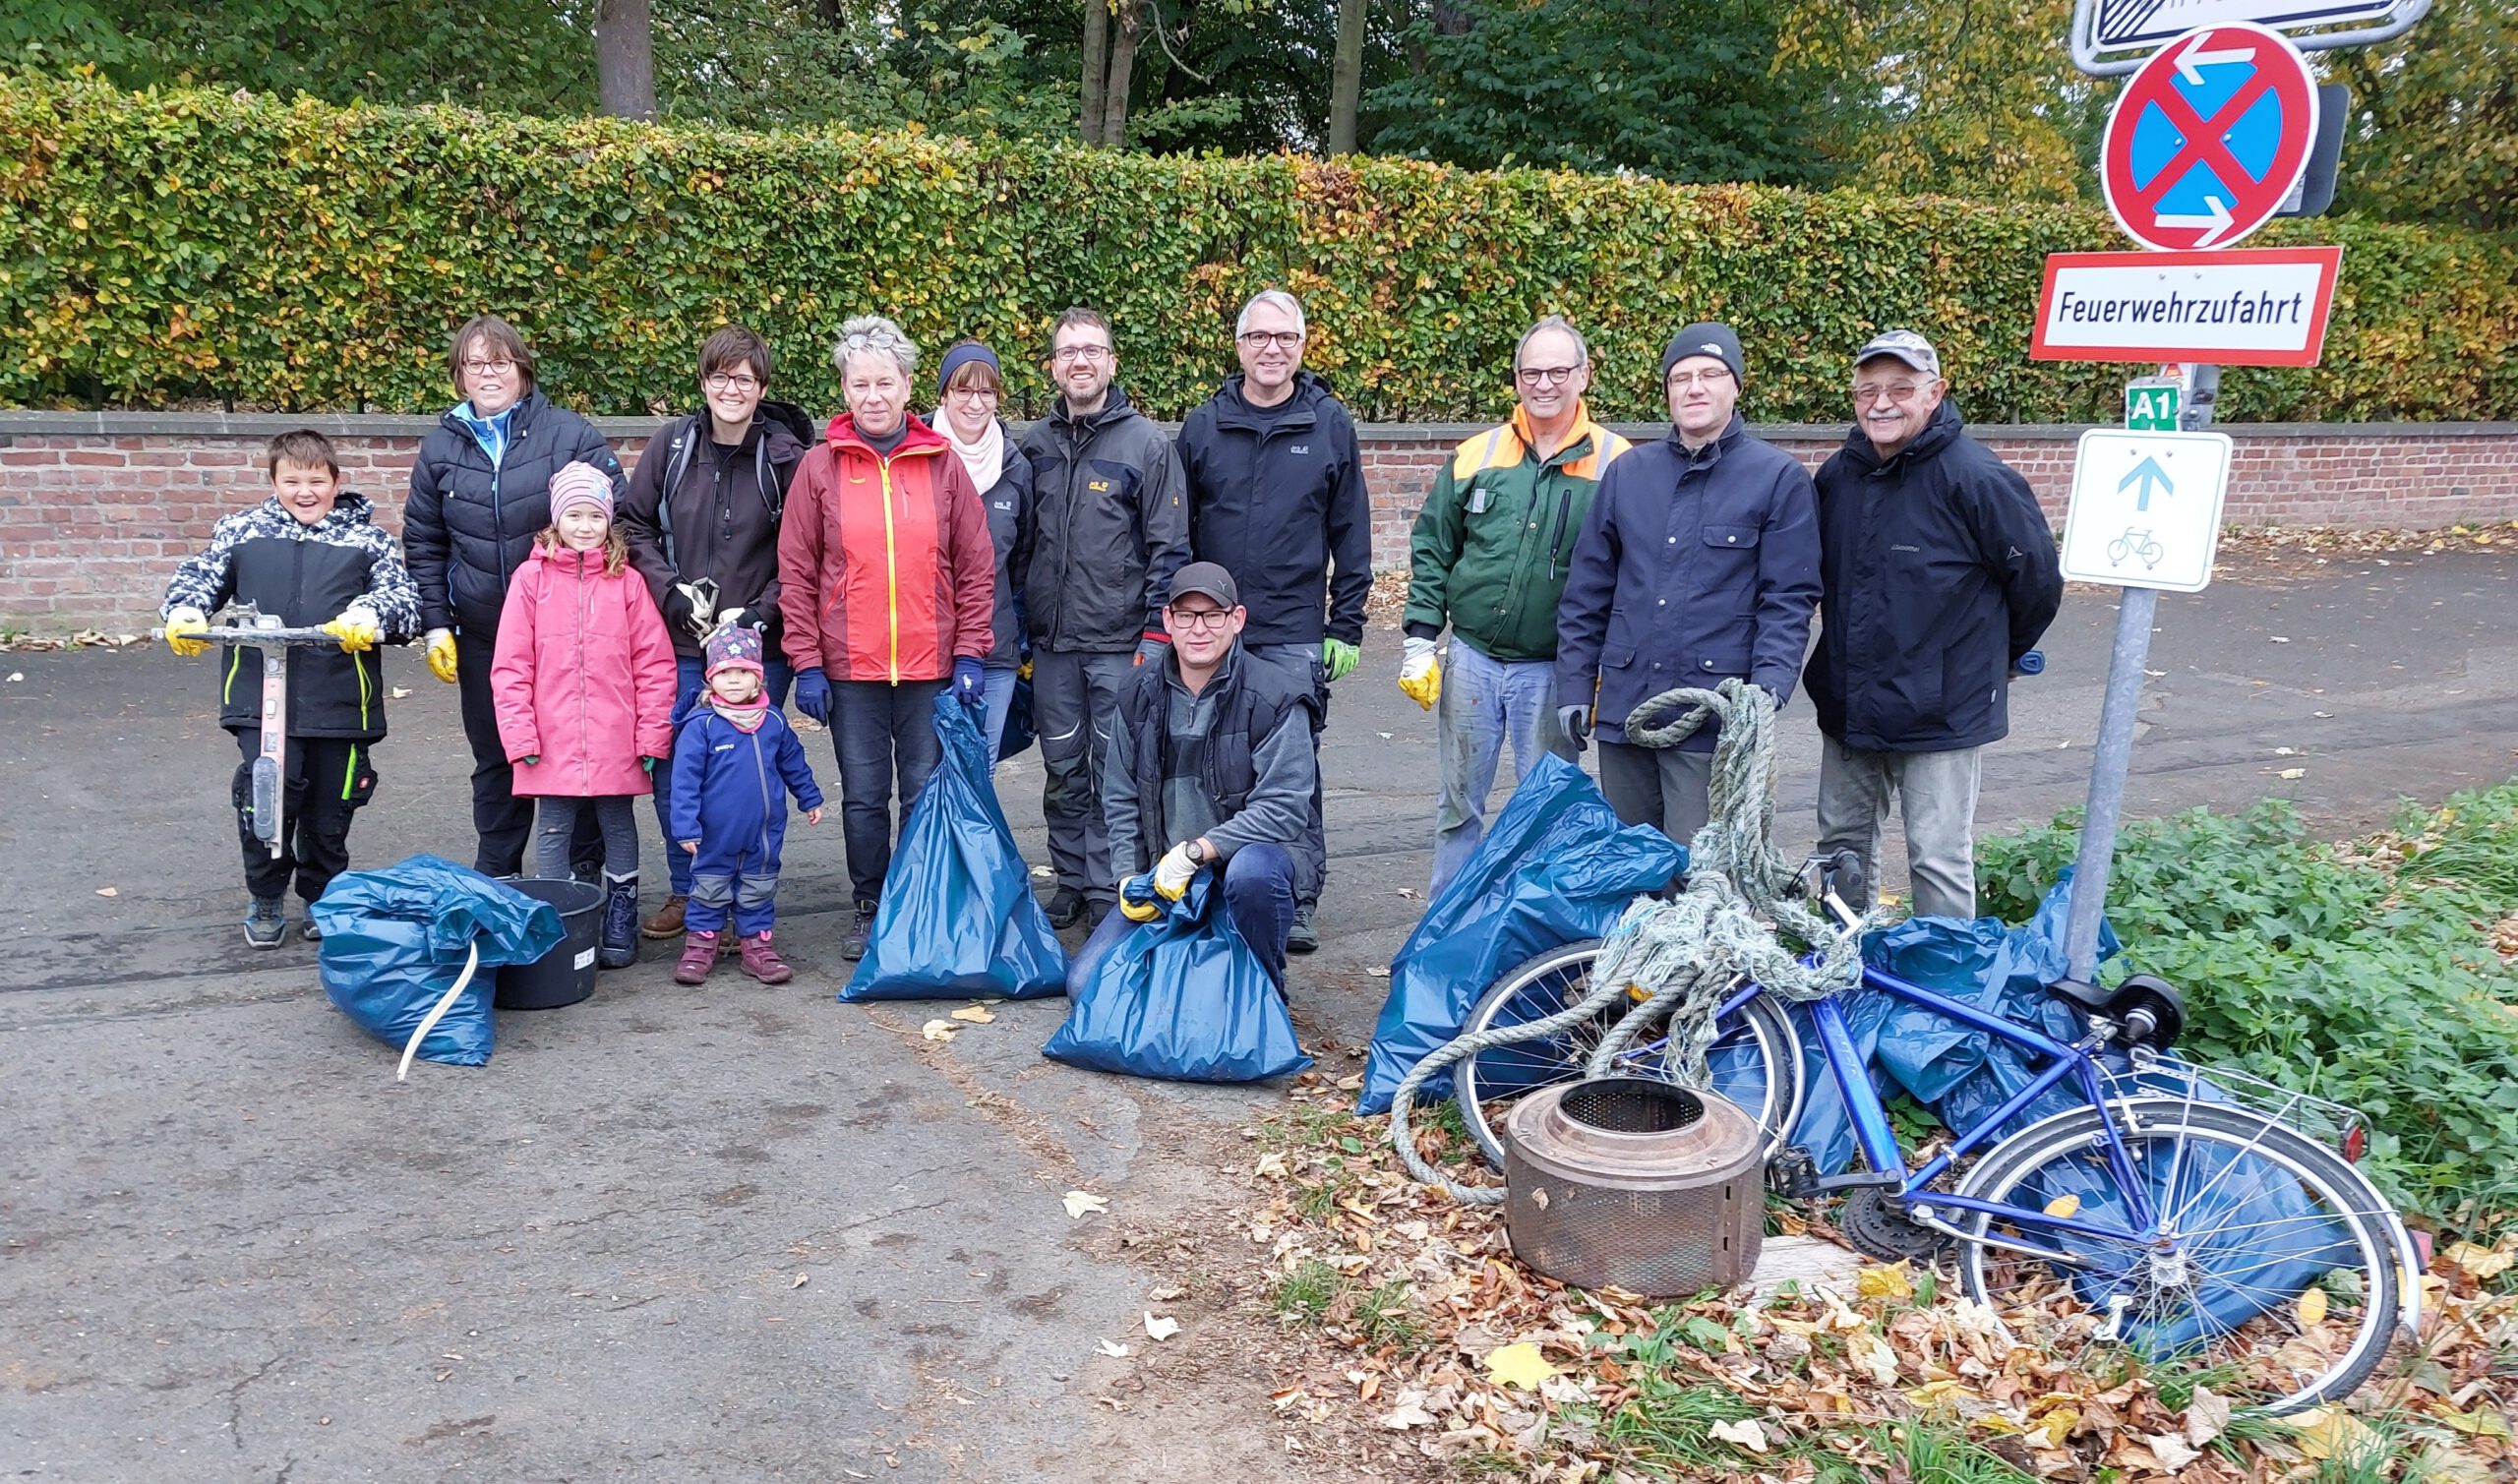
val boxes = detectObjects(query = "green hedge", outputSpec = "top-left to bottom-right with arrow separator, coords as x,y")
4,76 -> 2514,424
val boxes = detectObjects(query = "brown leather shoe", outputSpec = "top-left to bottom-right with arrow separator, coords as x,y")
641,894 -> 687,939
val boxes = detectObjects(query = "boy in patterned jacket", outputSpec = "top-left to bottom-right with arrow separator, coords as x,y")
668,623 -> 824,985
161,430 -> 422,946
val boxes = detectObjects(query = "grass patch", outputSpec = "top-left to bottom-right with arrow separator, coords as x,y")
1267,1258 -> 1344,1326
1593,1377 -> 1761,1474
1979,784 -> 2518,1234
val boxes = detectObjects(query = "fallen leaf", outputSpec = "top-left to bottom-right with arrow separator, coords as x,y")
95,886 -> 118,898
2442,1240 -> 2515,1280
920,1020 -> 958,1041
2185,1385 -> 2231,1448
2434,1404 -> 2513,1439
2269,634 -> 2291,642
791,1274 -> 809,1289
1848,1333 -> 1900,1388
2295,1285 -> 2327,1328
2145,1431 -> 2200,1470
1142,1312 -> 1179,1341
2277,767 -> 2308,780
1709,1417 -> 1770,1454
1096,1338 -> 1129,1357
390,685 -> 412,698
2292,1404 -> 2384,1465
2042,1193 -> 2080,1218
2273,745 -> 2299,756
1365,967 -> 1391,979
1855,1263 -> 1912,1301
4,672 -> 20,683
1061,1190 -> 1109,1219
950,1005 -> 996,1024
1380,1395 -> 1434,1430
1484,1342 -> 1557,1390
1253,1152 -> 1289,1178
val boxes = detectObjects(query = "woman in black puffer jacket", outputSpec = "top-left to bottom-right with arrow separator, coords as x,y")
403,314 -> 628,877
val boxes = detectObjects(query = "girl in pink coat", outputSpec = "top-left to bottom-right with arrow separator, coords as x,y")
491,462 -> 679,968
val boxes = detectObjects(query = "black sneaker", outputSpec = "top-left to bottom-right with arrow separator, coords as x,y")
1286,907 -> 1319,955
841,901 -> 876,961
1045,886 -> 1086,930
299,917 -> 325,945
243,897 -> 286,949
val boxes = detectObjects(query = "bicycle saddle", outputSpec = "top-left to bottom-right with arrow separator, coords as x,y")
2046,972 -> 2186,1049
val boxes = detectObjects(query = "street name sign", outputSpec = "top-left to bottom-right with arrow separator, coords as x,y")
2060,429 -> 2235,592
2099,22 -> 2319,251
2030,246 -> 2342,365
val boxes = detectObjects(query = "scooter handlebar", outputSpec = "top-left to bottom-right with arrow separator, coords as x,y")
150,625 -> 346,646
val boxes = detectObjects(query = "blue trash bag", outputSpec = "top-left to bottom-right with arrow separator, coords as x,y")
1042,872 -> 1310,1083
1356,754 -> 1685,1115
844,693 -> 1065,1001
310,855 -> 564,1067
997,664 -> 1037,764
1787,868 -> 2120,1175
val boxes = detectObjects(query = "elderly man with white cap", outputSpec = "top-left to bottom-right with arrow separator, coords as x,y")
1802,328 -> 2063,920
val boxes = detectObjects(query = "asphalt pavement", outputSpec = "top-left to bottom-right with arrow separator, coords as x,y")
4,549 -> 2514,1481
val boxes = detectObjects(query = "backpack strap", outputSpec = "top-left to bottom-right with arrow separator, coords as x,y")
655,415 -> 701,569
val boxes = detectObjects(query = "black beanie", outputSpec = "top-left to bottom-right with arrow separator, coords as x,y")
1661,322 -> 1745,385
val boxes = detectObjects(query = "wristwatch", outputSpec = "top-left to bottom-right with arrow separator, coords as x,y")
1186,839 -> 1216,866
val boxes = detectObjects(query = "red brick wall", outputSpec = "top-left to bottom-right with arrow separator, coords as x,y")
4,414 -> 2514,630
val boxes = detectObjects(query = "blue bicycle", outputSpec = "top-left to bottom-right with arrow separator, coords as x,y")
1451,858 -> 2421,1415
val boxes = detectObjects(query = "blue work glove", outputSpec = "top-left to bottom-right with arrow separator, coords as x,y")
792,667 -> 831,725
953,657 -> 986,708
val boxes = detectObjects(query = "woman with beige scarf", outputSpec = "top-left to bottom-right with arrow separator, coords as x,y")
930,340 -> 1036,769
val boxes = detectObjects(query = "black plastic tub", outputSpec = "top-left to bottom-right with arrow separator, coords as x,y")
494,878 -> 604,1010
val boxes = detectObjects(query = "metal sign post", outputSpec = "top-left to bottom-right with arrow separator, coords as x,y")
2061,364 -> 2224,984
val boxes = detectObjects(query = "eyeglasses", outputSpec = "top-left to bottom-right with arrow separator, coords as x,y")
704,373 -> 761,393
1516,365 -> 1582,387
1238,330 -> 1303,350
462,358 -> 516,376
944,384 -> 1000,401
1166,606 -> 1233,629
842,329 -> 904,352
1666,368 -> 1734,389
1853,382 -> 1933,404
1051,344 -> 1113,364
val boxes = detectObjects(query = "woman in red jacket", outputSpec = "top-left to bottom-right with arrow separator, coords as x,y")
778,316 -> 995,959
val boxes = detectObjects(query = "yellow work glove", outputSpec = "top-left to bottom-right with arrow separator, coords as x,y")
1153,843 -> 1197,901
424,627 -> 459,683
1117,877 -> 1162,922
1397,635 -> 1441,711
163,607 -> 211,658
323,604 -> 381,654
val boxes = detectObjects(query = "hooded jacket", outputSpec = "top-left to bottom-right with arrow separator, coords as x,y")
1017,386 -> 1191,654
668,704 -> 824,876
954,420 -> 1037,672
1802,398 -> 2064,752
404,388 -> 627,635
1176,372 -> 1371,647
619,403 -> 813,660
777,412 -> 994,683
489,544 -> 680,798
161,492 -> 423,741
1403,400 -> 1631,663
1554,414 -> 1822,749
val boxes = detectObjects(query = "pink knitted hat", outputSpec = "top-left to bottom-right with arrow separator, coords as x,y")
549,461 -> 614,521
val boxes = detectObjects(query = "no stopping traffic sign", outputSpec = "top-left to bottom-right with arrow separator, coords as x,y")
2100,22 -> 2319,252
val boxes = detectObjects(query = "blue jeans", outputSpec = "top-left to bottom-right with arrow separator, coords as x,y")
1430,637 -> 1575,897
1079,842 -> 1299,986
980,665 -> 1018,776
651,654 -> 793,896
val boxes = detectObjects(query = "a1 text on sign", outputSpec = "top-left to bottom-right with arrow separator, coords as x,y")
2099,22 -> 2319,251
2031,246 -> 2342,366
2060,429 -> 2236,593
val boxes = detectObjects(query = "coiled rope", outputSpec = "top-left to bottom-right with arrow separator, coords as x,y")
1388,680 -> 1881,1203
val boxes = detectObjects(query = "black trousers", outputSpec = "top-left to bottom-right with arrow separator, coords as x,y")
233,730 -> 376,903
454,629 -> 595,876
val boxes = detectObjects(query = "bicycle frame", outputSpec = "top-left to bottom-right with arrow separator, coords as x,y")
1800,964 -> 2163,1266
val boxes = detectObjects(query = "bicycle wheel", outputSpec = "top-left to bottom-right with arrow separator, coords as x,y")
1452,940 -> 1803,1172
1953,1099 -> 2402,1415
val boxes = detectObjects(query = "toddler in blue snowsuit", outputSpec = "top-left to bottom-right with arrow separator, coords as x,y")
670,624 -> 824,984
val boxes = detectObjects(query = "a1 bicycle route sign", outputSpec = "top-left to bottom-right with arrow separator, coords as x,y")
2099,20 -> 2319,251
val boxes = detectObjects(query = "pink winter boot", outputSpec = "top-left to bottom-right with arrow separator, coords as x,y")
675,930 -> 720,985
738,931 -> 795,985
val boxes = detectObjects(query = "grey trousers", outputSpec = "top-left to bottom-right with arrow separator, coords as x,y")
1596,741 -> 1713,855
533,795 -> 641,883
1814,736 -> 1984,920
1034,646 -> 1138,908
